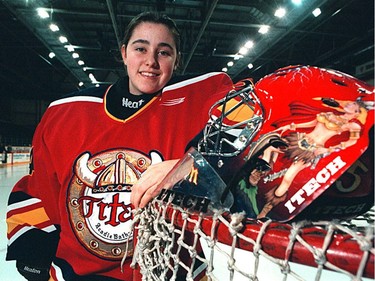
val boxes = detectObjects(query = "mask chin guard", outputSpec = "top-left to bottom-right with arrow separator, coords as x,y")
156,147 -> 233,214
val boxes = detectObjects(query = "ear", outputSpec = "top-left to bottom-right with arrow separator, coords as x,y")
174,52 -> 181,71
121,45 -> 127,65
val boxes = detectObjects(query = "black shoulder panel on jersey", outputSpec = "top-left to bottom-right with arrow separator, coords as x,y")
7,225 -> 60,264
8,191 -> 33,205
53,258 -> 122,281
59,84 -> 110,100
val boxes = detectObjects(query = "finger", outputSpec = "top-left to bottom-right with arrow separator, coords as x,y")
139,185 -> 160,208
130,182 -> 145,209
131,173 -> 158,208
139,192 -> 153,209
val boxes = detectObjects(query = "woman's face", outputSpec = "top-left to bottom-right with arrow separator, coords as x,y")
344,101 -> 360,115
121,22 -> 178,95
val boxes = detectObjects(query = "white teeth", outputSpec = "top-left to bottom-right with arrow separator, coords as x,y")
141,72 -> 157,77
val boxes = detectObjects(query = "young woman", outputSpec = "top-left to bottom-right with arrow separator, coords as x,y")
6,12 -> 234,281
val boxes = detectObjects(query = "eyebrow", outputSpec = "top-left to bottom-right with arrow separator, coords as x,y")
131,39 -> 174,51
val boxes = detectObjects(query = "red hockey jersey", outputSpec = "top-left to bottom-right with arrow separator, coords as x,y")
6,72 -> 234,280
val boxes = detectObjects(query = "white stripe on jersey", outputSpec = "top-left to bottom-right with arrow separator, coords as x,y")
163,72 -> 226,92
49,96 -> 103,108
7,198 -> 41,212
51,262 -> 66,281
8,224 -> 57,246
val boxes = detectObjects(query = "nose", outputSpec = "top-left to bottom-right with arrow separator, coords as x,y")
145,52 -> 159,68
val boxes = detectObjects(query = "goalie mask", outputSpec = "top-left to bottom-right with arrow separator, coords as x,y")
158,65 -> 374,222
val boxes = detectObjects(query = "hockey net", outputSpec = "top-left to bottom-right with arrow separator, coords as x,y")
127,199 -> 374,281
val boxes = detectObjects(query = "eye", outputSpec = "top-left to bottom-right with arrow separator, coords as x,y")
158,50 -> 171,57
135,47 -> 146,53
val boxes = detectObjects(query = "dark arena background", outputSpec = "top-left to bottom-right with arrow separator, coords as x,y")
0,1 -> 374,280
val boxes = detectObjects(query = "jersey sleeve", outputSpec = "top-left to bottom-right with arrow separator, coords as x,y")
6,113 -> 60,267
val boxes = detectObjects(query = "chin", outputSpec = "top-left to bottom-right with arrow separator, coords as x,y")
142,86 -> 162,94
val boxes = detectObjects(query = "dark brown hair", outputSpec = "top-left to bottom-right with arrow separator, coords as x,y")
121,11 -> 181,68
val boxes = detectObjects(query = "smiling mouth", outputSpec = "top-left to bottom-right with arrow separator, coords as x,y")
140,71 -> 159,77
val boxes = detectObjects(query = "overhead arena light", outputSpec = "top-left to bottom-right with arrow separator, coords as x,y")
291,0 -> 302,5
36,8 -> 49,19
258,25 -> 270,34
59,36 -> 68,44
239,47 -> 248,55
274,7 -> 286,18
49,23 -> 59,32
312,8 -> 321,17
244,40 -> 254,49
234,54 -> 243,60
89,73 -> 97,83
65,45 -> 75,52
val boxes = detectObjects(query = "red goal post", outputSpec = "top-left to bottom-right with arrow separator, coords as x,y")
127,200 -> 374,281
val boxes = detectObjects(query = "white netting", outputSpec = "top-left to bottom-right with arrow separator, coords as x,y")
126,198 -> 374,281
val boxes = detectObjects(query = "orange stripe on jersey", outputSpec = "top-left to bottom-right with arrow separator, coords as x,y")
7,200 -> 44,218
8,220 -> 54,239
7,207 -> 51,234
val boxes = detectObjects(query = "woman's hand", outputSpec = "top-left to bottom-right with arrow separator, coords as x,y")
314,146 -> 330,157
130,159 -> 179,209
275,124 -> 292,135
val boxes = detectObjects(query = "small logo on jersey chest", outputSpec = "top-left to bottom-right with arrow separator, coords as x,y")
122,97 -> 144,108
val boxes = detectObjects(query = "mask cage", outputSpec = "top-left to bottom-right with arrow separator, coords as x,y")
197,83 -> 265,162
